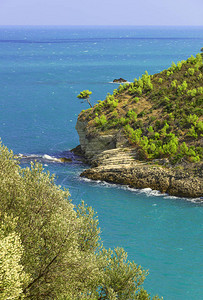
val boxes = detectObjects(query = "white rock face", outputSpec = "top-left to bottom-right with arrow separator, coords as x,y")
75,119 -> 127,160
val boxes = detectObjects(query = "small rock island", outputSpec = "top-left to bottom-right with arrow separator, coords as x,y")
113,78 -> 128,83
74,53 -> 203,198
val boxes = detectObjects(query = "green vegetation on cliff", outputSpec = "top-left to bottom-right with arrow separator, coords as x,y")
0,142 -> 161,299
77,90 -> 93,108
79,53 -> 203,164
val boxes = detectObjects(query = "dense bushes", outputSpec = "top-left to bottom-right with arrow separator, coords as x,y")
79,53 -> 203,164
124,120 -> 202,162
0,142 -> 161,300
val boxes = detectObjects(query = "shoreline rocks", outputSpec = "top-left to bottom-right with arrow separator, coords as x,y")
74,119 -> 203,199
80,155 -> 203,198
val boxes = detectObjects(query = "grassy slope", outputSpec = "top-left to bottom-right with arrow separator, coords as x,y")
79,53 -> 203,164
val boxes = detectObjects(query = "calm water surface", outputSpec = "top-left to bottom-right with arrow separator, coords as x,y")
0,26 -> 203,299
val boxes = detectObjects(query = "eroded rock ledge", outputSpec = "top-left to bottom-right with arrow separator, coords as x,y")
75,119 -> 203,199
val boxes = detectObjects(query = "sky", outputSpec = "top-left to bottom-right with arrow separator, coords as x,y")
0,0 -> 203,26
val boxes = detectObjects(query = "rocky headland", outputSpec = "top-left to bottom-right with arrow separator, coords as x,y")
74,53 -> 203,199
75,119 -> 203,198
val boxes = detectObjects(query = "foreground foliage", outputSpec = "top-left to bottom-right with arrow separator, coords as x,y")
0,142 -> 161,299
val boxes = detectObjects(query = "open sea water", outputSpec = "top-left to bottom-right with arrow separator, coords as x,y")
0,26 -> 203,299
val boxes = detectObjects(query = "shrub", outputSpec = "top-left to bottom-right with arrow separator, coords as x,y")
0,215 -> 30,299
161,96 -> 170,106
187,114 -> 198,126
167,113 -> 175,122
160,122 -> 169,136
125,126 -> 143,144
95,115 -> 107,127
112,111 -> 119,118
197,87 -> 203,94
170,61 -> 177,71
198,73 -> 203,80
133,97 -> 139,103
137,86 -> 143,95
187,89 -> 197,97
0,142 -> 163,299
141,72 -> 153,91
187,126 -> 198,138
127,110 -> 137,122
189,155 -> 200,162
119,117 -> 129,126
154,132 -> 160,139
162,135 -> 178,156
113,88 -> 119,96
167,70 -> 173,77
187,68 -> 195,76
138,111 -> 146,118
171,80 -> 177,89
177,81 -> 188,94
129,86 -> 137,95
187,55 -> 196,64
149,143 -> 156,153
147,126 -> 154,134
177,62 -> 183,70
117,84 -> 125,93
196,121 -> 203,134
138,78 -> 144,88
179,142 -> 189,155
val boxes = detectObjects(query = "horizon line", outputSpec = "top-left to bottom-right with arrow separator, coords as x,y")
0,24 -> 203,27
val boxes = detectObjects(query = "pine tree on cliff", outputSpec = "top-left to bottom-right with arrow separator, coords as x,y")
77,90 -> 92,108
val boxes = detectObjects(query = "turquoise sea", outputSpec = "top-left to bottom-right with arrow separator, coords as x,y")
0,26 -> 203,299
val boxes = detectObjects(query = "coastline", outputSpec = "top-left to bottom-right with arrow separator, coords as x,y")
80,159 -> 203,199
73,119 -> 203,199
74,51 -> 203,200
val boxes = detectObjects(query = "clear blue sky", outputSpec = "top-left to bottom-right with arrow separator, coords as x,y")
0,0 -> 203,26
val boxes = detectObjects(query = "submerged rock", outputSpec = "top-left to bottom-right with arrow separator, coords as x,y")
59,157 -> 72,163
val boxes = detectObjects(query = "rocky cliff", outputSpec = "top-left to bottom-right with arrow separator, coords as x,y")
75,119 -> 128,161
75,119 -> 203,199
74,53 -> 203,199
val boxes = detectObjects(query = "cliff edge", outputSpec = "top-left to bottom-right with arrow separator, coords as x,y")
74,53 -> 203,198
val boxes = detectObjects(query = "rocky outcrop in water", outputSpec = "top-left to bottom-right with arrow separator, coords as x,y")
75,119 -> 203,199
113,78 -> 127,83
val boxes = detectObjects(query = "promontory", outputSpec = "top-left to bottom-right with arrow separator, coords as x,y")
74,53 -> 203,198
